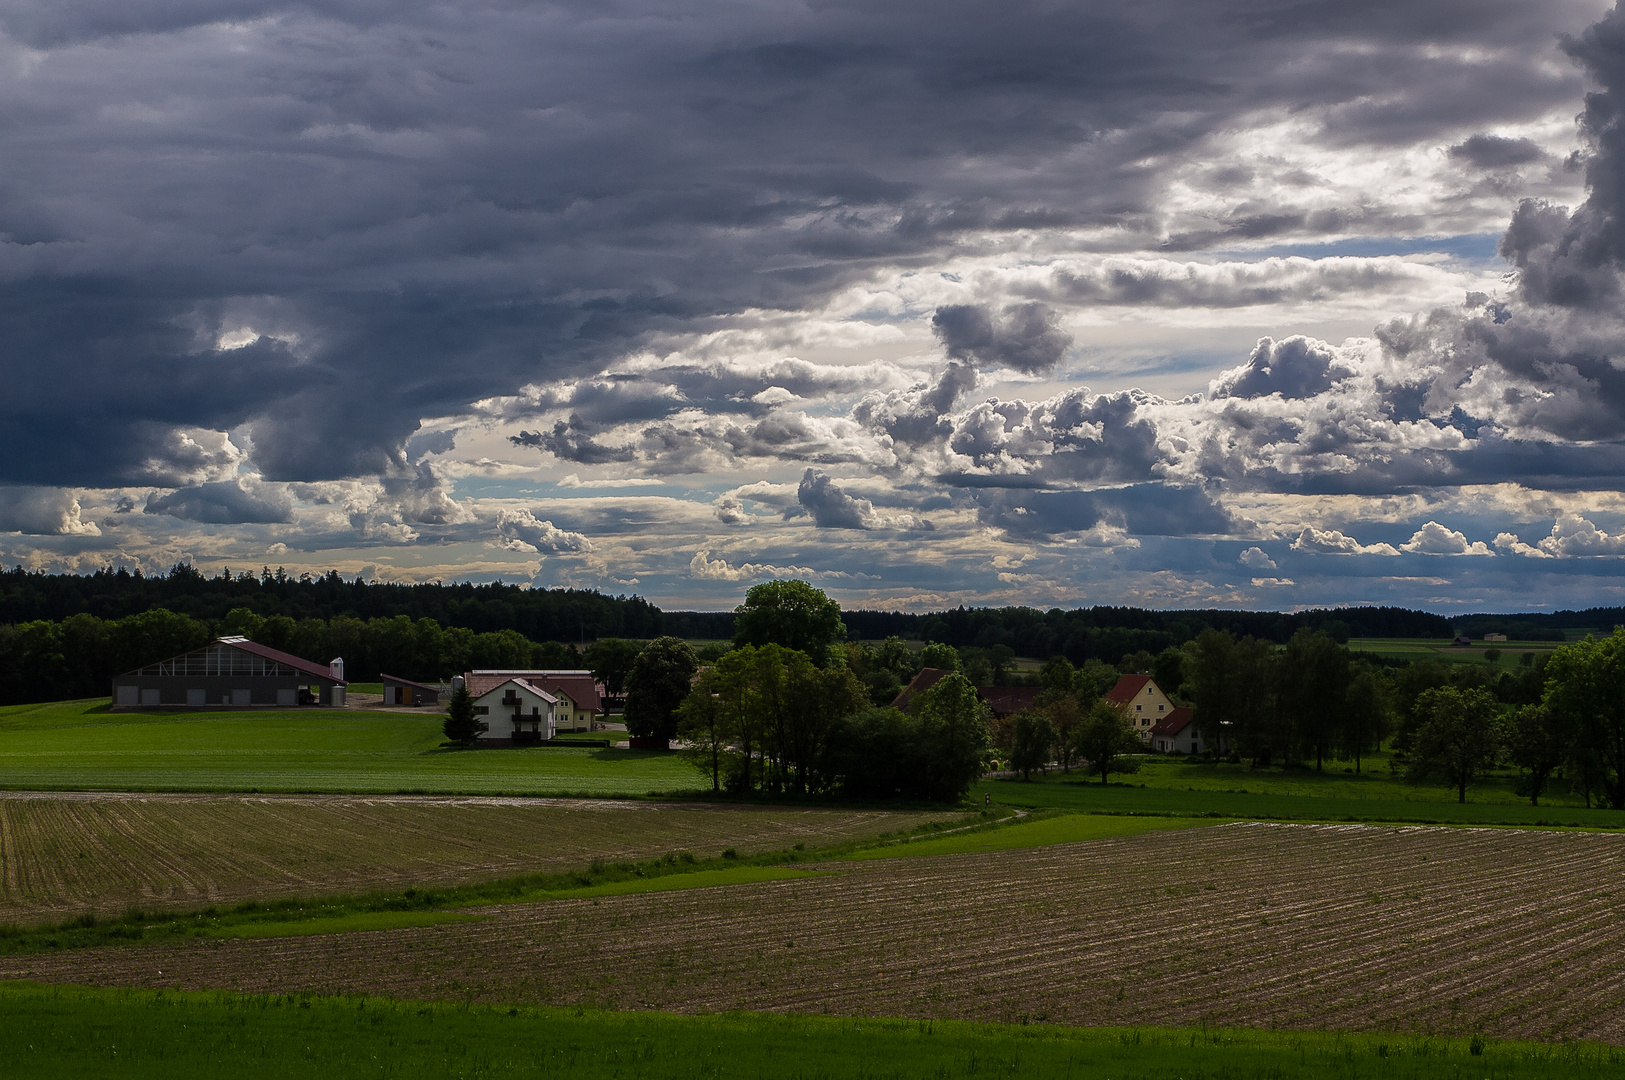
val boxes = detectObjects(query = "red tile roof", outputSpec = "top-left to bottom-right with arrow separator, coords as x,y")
891,667 -> 953,711
463,671 -> 601,711
977,685 -> 1041,716
1148,705 -> 1194,738
1105,674 -> 1154,705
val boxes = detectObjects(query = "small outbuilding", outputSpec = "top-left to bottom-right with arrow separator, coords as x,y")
112,636 -> 347,708
380,674 -> 443,707
1149,706 -> 1201,754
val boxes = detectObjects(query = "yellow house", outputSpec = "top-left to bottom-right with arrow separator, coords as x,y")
1105,674 -> 1174,742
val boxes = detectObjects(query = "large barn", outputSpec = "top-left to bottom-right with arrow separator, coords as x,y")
111,636 -> 347,708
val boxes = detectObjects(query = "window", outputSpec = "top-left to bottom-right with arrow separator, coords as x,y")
475,705 -> 489,715
1135,704 -> 1142,712
1157,704 -> 1164,712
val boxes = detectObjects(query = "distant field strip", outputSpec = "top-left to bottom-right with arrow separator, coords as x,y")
0,701 -> 691,795
0,795 -> 957,923
9,823 -> 1625,1041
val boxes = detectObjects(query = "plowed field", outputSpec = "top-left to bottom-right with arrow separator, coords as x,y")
9,822 -> 1625,1041
0,793 -> 958,923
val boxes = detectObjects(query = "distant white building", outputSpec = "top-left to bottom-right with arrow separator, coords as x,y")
468,676 -> 557,743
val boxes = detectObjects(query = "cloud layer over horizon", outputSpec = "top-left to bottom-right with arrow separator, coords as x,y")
5,0 -> 1625,615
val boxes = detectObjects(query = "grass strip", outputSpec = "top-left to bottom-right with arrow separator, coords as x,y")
847,812 -> 1214,859
539,865 -> 823,898
1,983 -> 1620,1078
0,810 -> 1003,956
203,911 -> 486,939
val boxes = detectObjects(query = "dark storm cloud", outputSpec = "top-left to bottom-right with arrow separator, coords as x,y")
1450,133 -> 1548,168
931,303 -> 1073,374
143,480 -> 293,525
974,484 -> 1235,540
797,469 -> 871,530
0,0 -> 1599,489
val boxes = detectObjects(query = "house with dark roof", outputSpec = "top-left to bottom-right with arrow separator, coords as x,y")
1105,674 -> 1174,742
111,636 -> 347,708
891,667 -> 953,712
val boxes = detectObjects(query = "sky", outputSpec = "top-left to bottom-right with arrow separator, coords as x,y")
7,0 -> 1625,615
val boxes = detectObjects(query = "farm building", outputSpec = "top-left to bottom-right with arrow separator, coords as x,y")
380,675 -> 443,707
111,636 -> 347,708
1106,674 -> 1174,742
463,670 -> 605,733
466,675 -> 557,743
891,670 -> 1041,718
1149,706 -> 1200,753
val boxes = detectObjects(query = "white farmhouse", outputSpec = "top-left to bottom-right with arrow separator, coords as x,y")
468,676 -> 557,743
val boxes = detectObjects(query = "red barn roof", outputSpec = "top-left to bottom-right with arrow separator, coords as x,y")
216,637 -> 345,684
891,667 -> 953,711
978,685 -> 1041,717
463,670 -> 601,711
1148,706 -> 1194,738
1105,674 -> 1156,706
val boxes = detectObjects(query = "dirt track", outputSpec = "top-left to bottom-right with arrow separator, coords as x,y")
8,822 -> 1624,1041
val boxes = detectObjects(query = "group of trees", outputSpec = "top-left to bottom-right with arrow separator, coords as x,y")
0,606 -> 579,705
616,582 -> 990,802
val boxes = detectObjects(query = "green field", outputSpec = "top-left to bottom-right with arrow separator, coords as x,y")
1348,637 -> 1565,665
0,700 -> 694,795
2,983 -> 1616,1079
977,772 -> 1625,827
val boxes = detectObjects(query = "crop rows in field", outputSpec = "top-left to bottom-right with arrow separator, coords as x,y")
0,793 -> 958,923
10,823 -> 1625,1042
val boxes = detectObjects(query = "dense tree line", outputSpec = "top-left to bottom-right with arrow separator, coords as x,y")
0,607 -> 578,704
0,564 -> 662,641
839,604 -> 1453,662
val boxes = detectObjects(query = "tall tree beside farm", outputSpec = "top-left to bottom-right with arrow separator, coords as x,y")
732,580 -> 846,665
676,669 -> 730,792
1009,710 -> 1057,781
913,672 -> 992,802
1405,686 -> 1500,803
1341,664 -> 1387,774
1543,629 -> 1625,809
443,684 -> 485,747
623,637 -> 699,747
1278,629 -> 1350,770
1074,699 -> 1142,786
584,638 -> 645,698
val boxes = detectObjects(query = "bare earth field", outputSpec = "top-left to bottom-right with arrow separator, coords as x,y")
7,822 -> 1624,1041
0,793 -> 958,923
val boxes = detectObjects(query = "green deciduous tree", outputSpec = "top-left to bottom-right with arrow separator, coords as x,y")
1009,710 -> 1057,780
442,684 -> 486,747
584,638 -> 645,697
676,671 -> 730,792
732,580 -> 845,664
913,671 -> 992,802
1543,629 -> 1625,809
1506,703 -> 1570,806
1074,699 -> 1142,786
623,637 -> 699,746
1405,685 -> 1500,803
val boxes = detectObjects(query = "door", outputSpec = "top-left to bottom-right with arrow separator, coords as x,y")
232,689 -> 253,706
116,685 -> 139,706
187,689 -> 206,706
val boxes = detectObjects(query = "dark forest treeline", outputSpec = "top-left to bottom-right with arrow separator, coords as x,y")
838,604 -> 1454,660
0,564 -> 663,642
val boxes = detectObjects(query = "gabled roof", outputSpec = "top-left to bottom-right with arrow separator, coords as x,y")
1104,674 -> 1156,705
891,667 -> 952,711
978,685 -> 1041,716
470,676 -> 558,705
463,670 -> 601,710
120,637 -> 345,684
1149,706 -> 1194,738
379,674 -> 442,694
